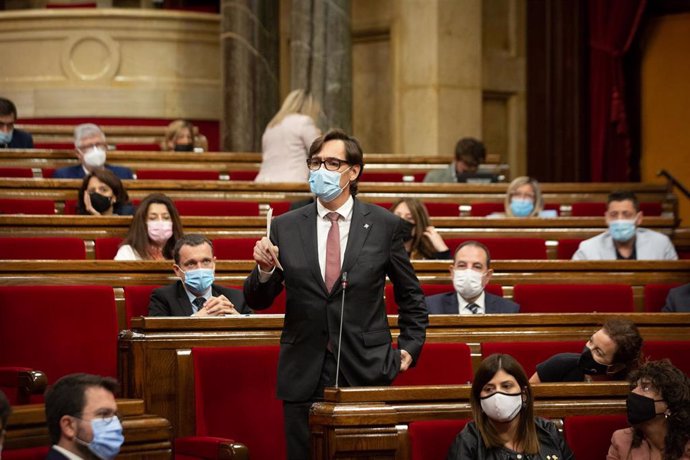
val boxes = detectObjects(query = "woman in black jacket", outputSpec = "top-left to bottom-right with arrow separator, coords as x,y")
447,353 -> 575,460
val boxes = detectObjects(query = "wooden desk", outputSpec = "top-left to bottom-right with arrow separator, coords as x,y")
310,383 -> 629,460
4,399 -> 172,458
121,313 -> 690,438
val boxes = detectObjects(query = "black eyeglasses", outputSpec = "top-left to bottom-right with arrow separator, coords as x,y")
306,157 -> 350,171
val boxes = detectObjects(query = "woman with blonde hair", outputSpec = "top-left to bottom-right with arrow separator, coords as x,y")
255,89 -> 321,183
500,176 -> 557,218
161,120 -> 207,152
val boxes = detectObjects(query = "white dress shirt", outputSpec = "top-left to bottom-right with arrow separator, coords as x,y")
457,291 -> 487,315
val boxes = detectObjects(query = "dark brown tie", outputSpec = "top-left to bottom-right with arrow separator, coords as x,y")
325,212 -> 341,290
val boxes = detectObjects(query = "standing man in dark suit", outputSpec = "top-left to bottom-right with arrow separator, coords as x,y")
0,97 -> 34,148
45,373 -> 123,460
245,129 -> 428,460
148,234 -> 249,316
52,123 -> 134,180
662,283 -> 690,312
426,241 -> 520,314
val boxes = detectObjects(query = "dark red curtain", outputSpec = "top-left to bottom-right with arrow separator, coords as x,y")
589,0 -> 646,181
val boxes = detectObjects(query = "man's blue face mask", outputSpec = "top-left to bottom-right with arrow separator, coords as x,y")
609,219 -> 636,242
183,268 -> 215,294
0,130 -> 13,145
74,416 -> 124,460
308,166 -> 352,202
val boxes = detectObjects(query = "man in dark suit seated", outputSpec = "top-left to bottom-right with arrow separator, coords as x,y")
148,234 -> 249,316
45,373 -> 124,460
52,123 -> 134,180
663,283 -> 690,312
0,97 -> 34,149
426,240 -> 520,314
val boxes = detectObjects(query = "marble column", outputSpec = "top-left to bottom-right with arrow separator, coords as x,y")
291,0 -> 352,133
221,0 -> 279,151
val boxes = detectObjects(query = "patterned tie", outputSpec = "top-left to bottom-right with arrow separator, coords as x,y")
193,297 -> 206,312
466,303 -> 480,314
325,212 -> 341,290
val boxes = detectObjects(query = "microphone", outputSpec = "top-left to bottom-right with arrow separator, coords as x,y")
335,271 -> 348,388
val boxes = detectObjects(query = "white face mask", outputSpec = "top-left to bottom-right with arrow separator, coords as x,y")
480,391 -> 523,422
82,146 -> 107,168
453,269 -> 485,300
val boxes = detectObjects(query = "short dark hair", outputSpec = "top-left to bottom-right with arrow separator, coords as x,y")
453,240 -> 492,268
454,137 -> 486,166
602,317 -> 643,378
607,190 -> 639,212
173,234 -> 214,264
45,373 -> 119,445
0,389 -> 11,430
77,169 -> 131,215
308,129 -> 364,196
0,97 -> 17,119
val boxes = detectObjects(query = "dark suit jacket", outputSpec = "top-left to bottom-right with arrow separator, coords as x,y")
1,129 -> 34,148
148,281 -> 249,316
52,164 -> 134,180
425,291 -> 520,314
45,447 -> 70,459
663,283 -> 690,312
244,198 -> 428,401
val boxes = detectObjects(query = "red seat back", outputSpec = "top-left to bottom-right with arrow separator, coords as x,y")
643,284 -> 681,312
564,415 -> 628,460
557,238 -> 583,259
123,285 -> 160,327
643,341 -> 690,376
191,346 -> 284,460
0,198 -> 55,215
445,238 -> 547,260
175,200 -> 260,217
94,237 -> 124,260
0,286 -> 118,391
424,202 -> 461,217
2,446 -> 51,460
469,202 -> 503,216
0,237 -> 86,260
513,284 -> 634,313
227,170 -> 258,181
135,169 -> 220,180
481,341 -> 583,377
409,419 -> 469,460
386,284 -> 503,314
212,238 -> 257,260
269,201 -> 291,216
393,343 -> 473,386
0,167 -> 33,178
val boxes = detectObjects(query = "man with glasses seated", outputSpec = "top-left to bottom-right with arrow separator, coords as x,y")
0,97 -> 34,149
148,233 -> 249,317
53,123 -> 134,179
572,190 -> 677,260
45,373 -> 123,460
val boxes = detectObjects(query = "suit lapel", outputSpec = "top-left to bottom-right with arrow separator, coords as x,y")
298,203 -> 327,293
443,292 -> 459,314
175,281 -> 194,316
341,199 -> 372,282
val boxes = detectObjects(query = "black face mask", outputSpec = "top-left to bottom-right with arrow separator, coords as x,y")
89,192 -> 113,213
174,143 -> 194,152
626,392 -> 665,425
400,219 -> 414,243
577,346 -> 610,375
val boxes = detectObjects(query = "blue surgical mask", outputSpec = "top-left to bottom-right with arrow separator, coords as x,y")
0,130 -> 12,145
309,167 -> 351,202
510,198 -> 534,217
75,416 -> 124,460
183,268 -> 214,294
609,219 -> 636,242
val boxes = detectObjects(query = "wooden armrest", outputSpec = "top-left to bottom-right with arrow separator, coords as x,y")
0,367 -> 48,404
175,436 -> 248,460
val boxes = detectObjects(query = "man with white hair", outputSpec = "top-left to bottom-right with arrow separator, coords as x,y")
53,123 -> 134,179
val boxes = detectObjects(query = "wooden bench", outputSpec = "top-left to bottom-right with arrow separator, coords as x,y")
120,313 -> 690,438
309,383 -> 629,460
3,399 -> 173,458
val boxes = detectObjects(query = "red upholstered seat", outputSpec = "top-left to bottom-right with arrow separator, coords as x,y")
269,201 -> 291,216
135,169 -> 220,180
643,283 -> 681,312
513,284 -> 634,313
175,346 -> 284,460
571,202 -> 662,216
385,284 -> 503,314
0,198 -> 55,215
211,238 -> 257,260
63,199 -> 78,215
0,286 -> 118,394
227,170 -> 258,181
642,341 -> 690,376
408,419 -> 469,460
424,202 -> 461,217
123,285 -> 160,327
481,341 -> 583,377
41,168 -> 56,179
393,343 -> 473,386
444,237 -> 547,260
563,415 -> 628,460
175,200 -> 260,217
469,202 -> 504,216
2,446 -> 51,460
557,238 -> 583,259
94,237 -> 124,260
0,167 -> 33,178
0,237 -> 86,259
